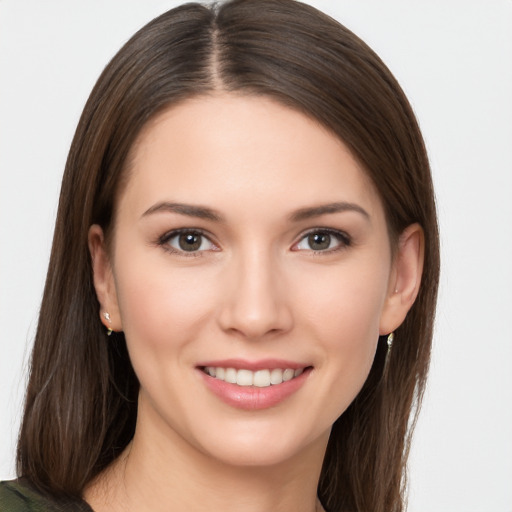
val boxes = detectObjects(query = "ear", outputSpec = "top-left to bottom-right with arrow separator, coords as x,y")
88,224 -> 122,333
379,223 -> 424,335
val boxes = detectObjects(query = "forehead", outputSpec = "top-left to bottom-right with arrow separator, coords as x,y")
120,93 -> 383,221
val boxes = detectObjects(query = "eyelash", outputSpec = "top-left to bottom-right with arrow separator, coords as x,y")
158,228 -> 217,258
292,228 -> 352,254
157,227 -> 351,256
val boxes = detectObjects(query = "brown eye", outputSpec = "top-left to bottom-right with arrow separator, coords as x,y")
307,232 -> 331,251
178,233 -> 202,251
164,230 -> 215,253
293,229 -> 350,252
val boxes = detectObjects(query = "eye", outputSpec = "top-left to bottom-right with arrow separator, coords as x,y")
162,230 -> 216,254
293,229 -> 350,252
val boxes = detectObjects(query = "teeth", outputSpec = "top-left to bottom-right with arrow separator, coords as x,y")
253,369 -> 270,387
283,369 -> 295,381
236,369 -> 253,386
203,366 -> 306,387
270,368 -> 283,384
225,368 -> 237,384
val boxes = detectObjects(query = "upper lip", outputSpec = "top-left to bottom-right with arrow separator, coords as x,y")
196,358 -> 310,371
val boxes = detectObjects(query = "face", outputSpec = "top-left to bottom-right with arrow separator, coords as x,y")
90,94 -> 416,469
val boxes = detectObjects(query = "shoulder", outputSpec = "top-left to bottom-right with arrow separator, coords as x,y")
0,479 -> 94,512
0,479 -> 36,512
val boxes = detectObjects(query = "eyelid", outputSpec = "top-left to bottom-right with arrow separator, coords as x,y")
291,227 -> 351,252
156,227 -> 350,256
158,228 -> 219,256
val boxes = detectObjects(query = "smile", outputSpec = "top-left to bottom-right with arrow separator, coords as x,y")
202,367 -> 305,387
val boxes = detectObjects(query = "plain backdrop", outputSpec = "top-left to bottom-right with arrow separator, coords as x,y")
1,1 -> 511,511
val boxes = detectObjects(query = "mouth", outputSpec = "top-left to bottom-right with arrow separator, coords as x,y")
197,359 -> 313,409
200,366 -> 309,388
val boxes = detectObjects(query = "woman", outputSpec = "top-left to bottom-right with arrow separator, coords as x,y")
0,0 -> 439,511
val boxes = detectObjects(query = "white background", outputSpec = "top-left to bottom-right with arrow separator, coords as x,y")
1,1 -> 511,511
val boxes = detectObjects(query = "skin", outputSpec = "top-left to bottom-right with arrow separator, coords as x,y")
86,94 -> 424,512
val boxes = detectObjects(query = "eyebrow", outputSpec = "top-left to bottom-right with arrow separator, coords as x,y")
289,202 -> 370,222
141,200 -> 369,223
141,202 -> 224,222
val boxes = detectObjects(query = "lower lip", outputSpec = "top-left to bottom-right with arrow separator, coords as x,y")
198,368 -> 311,410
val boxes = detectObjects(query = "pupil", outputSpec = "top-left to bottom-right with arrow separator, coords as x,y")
308,232 -> 330,250
179,233 -> 201,251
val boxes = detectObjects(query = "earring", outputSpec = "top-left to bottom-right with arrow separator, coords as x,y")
103,312 -> 113,336
383,332 -> 394,377
387,332 -> 394,354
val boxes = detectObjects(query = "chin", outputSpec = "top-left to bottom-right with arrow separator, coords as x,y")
190,419 -> 330,470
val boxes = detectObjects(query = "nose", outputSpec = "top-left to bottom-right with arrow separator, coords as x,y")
217,248 -> 293,340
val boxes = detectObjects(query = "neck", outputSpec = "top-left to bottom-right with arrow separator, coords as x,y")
85,400 -> 328,512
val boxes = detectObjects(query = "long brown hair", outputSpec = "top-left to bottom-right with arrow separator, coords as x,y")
17,1 -> 440,511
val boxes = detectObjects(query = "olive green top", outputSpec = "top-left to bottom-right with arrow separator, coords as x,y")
0,479 -> 93,512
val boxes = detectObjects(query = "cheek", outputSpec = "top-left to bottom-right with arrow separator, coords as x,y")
298,259 -> 389,342
113,256 -> 218,360
293,259 -> 389,406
